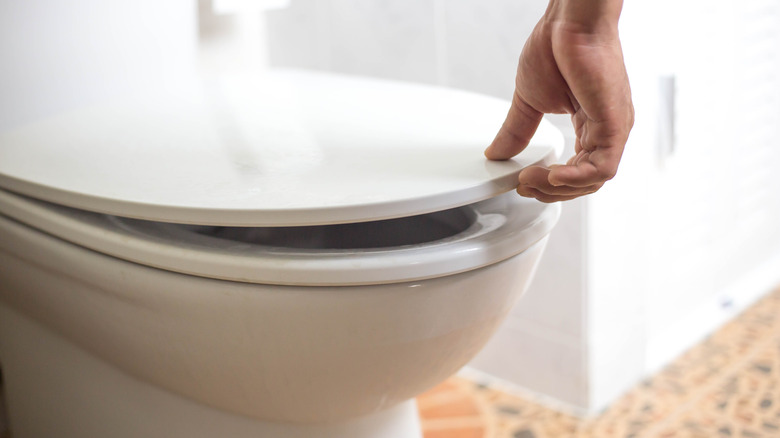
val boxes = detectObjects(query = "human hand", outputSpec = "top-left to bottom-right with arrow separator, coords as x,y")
485,0 -> 634,202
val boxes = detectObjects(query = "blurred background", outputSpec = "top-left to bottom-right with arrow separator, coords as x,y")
1,0 -> 780,431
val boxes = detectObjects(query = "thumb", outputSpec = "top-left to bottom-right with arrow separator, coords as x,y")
485,95 -> 543,160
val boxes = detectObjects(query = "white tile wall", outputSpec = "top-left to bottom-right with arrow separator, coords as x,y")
638,0 -> 780,375
467,313 -> 589,409
267,0 -> 440,84
326,0 -> 439,84
266,0 -> 548,95
588,324 -> 646,412
265,0 -> 332,71
440,0 -> 547,98
510,199 -> 585,338
0,0 -> 197,130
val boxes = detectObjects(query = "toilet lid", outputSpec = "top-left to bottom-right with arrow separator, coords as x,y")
0,70 -> 562,226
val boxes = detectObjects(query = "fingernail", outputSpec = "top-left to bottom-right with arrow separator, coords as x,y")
484,144 -> 500,160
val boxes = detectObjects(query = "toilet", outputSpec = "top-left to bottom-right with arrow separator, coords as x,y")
0,70 -> 562,438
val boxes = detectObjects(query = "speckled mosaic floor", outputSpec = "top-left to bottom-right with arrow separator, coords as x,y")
417,286 -> 780,438
2,287 -> 780,438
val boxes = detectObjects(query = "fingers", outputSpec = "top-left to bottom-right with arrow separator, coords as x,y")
517,186 -> 587,203
485,19 -> 633,202
516,165 -> 603,202
484,93 -> 544,160
548,145 -> 620,187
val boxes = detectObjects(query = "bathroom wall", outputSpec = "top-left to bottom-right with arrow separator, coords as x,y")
0,0 -> 197,130
585,0 -> 780,410
265,0 -> 546,97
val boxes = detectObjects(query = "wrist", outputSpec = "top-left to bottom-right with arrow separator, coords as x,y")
544,0 -> 623,35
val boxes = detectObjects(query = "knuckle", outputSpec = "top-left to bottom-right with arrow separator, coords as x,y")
598,165 -> 618,181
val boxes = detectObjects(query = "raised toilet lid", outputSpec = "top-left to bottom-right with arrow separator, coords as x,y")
0,69 -> 563,227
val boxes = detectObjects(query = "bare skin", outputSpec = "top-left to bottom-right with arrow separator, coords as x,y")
485,0 -> 634,202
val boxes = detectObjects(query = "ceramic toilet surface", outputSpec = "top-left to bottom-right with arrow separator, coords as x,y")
0,70 -> 562,226
0,209 -> 550,436
0,71 -> 564,438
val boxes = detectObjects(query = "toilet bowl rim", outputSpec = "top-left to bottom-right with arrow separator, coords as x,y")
0,188 -> 560,286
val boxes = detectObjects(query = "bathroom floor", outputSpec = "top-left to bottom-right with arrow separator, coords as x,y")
417,285 -> 780,438
2,287 -> 780,438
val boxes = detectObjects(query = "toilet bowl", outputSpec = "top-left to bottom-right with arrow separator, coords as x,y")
0,70 -> 562,438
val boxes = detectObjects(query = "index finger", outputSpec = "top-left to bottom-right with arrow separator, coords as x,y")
484,94 -> 543,160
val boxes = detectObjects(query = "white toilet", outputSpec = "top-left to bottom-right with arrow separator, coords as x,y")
0,70 -> 562,438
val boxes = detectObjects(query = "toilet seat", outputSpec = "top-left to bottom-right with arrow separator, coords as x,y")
0,188 -> 558,286
0,69 -> 563,226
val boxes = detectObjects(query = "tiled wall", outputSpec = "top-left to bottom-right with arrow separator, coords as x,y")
265,0 -> 546,98
0,0 -> 197,130
581,0 -> 780,411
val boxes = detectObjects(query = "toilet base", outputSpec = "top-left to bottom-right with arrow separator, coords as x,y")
0,304 -> 423,438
